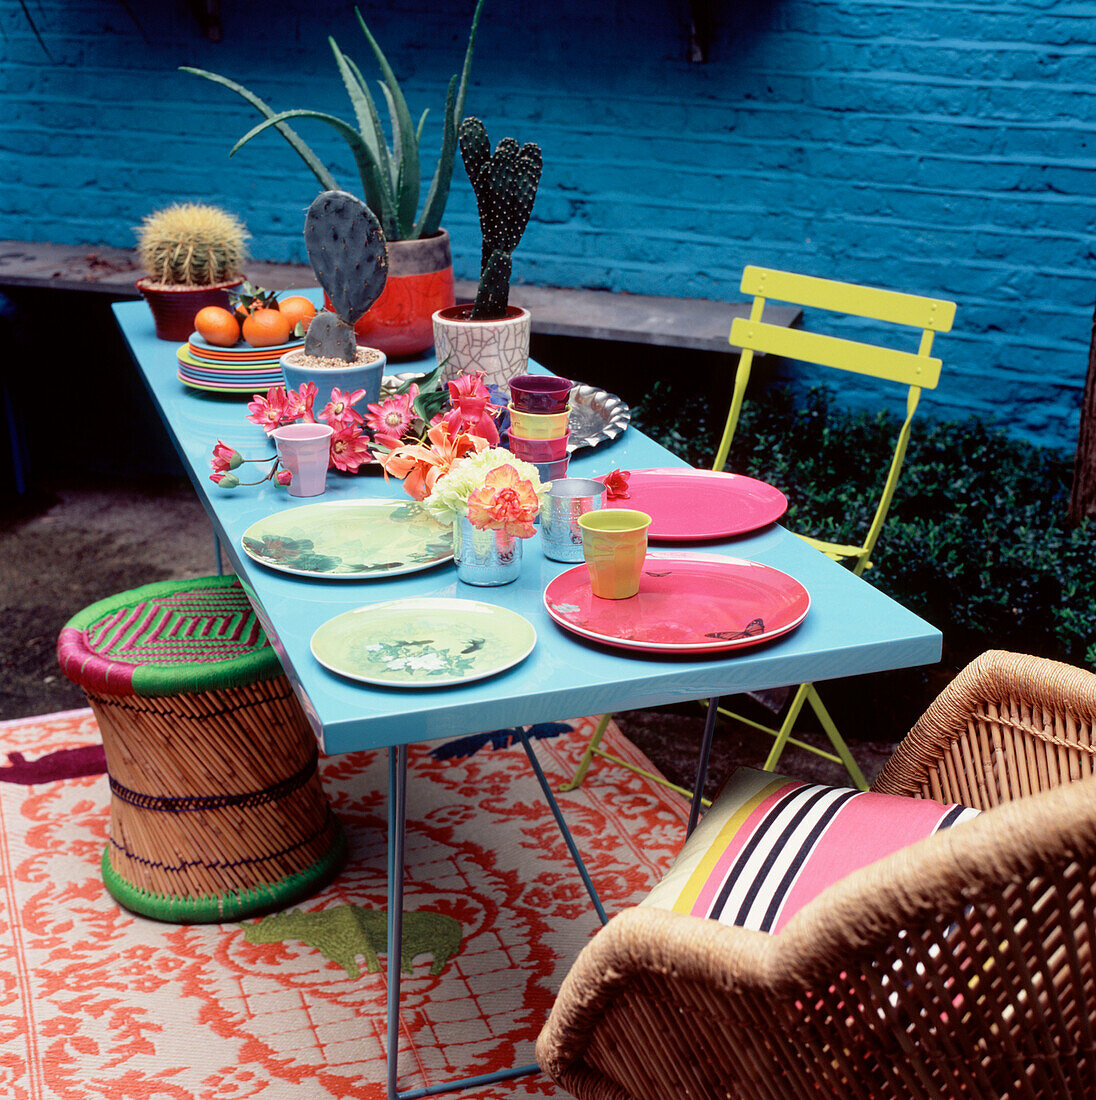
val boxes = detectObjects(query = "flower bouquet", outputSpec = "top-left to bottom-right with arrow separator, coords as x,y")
381,428 -> 547,586
207,364 -> 500,492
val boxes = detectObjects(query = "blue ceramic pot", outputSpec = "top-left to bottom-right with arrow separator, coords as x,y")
280,347 -> 387,407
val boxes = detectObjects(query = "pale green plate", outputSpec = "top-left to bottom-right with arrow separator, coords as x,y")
241,500 -> 453,579
311,597 -> 537,688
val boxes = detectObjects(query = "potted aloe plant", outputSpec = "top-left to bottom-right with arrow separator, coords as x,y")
182,0 -> 484,359
135,203 -> 248,341
433,116 -> 542,391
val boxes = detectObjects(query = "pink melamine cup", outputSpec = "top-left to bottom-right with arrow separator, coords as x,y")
271,423 -> 334,497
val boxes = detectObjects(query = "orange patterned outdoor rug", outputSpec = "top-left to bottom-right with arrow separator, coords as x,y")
0,708 -> 689,1099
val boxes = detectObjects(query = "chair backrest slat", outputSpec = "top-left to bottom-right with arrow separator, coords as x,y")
730,317 -> 943,390
740,265 -> 956,332
716,265 -> 956,575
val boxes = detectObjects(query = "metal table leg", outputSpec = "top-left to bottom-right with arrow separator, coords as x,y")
516,725 -> 609,927
687,697 -> 720,838
384,743 -> 541,1100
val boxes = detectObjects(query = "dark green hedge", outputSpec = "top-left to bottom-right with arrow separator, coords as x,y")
632,382 -> 1095,671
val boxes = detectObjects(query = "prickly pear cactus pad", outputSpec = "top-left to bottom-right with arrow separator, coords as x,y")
304,311 -> 358,361
304,190 -> 389,325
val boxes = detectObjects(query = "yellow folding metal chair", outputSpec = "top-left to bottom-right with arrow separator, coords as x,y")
561,265 -> 956,795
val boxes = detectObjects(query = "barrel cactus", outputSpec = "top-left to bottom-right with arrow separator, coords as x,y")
303,189 -> 389,361
458,117 -> 541,321
136,203 -> 248,287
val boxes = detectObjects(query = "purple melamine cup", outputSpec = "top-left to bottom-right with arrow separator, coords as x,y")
508,374 -> 573,413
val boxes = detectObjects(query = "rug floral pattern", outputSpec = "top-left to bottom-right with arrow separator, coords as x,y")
0,710 -> 688,1099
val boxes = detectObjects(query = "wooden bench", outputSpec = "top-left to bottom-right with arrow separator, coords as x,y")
0,240 -> 799,354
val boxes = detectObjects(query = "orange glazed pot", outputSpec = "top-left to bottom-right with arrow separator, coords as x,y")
325,230 -> 454,361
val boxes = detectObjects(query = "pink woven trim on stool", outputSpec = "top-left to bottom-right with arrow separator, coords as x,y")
57,625 -> 137,696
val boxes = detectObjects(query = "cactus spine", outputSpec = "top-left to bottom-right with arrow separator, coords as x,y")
303,189 -> 389,361
136,203 -> 248,287
458,117 -> 541,321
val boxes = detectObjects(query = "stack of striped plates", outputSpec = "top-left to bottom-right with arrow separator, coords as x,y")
176,332 -> 305,394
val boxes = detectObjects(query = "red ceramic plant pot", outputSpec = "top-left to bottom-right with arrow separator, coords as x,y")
325,229 -> 455,361
136,277 -> 242,342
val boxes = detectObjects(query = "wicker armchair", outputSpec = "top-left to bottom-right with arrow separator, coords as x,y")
537,651 -> 1096,1099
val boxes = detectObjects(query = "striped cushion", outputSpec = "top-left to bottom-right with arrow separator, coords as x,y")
643,768 -> 979,934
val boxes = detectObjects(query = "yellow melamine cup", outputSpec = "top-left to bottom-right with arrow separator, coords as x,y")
578,509 -> 652,599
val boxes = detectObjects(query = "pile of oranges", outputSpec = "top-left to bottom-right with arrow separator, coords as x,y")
195,290 -> 317,349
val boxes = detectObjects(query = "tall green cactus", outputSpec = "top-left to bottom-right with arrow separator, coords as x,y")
303,190 -> 389,361
458,117 -> 542,320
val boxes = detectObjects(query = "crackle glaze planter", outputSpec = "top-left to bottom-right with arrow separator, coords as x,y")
433,304 -> 530,392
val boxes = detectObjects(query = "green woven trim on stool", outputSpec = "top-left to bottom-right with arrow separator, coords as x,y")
59,575 -> 282,697
100,821 -> 346,923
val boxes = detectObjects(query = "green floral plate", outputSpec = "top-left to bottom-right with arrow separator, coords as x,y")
311,597 -> 537,687
241,500 -> 453,579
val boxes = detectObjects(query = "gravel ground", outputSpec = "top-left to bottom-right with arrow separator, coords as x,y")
1,475 -> 899,795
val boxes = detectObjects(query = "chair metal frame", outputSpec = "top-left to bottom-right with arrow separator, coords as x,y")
562,265 -> 955,795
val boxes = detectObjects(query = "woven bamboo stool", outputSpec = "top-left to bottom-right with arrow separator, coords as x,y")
57,575 -> 344,923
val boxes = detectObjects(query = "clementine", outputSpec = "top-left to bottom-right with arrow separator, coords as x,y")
279,296 -> 317,336
194,306 -> 240,347
242,308 -> 293,348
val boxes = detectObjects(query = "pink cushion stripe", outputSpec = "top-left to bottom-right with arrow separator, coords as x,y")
772,792 -> 962,931
690,778 -> 803,917
642,767 -> 980,936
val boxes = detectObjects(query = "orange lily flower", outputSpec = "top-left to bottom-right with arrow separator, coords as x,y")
379,423 -> 489,501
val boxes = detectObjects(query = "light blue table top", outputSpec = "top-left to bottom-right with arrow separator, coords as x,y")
114,297 -> 941,756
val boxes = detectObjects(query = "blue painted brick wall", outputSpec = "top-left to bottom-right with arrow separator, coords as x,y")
3,0 -> 1095,449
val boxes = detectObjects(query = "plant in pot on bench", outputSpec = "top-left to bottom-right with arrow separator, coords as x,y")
135,202 -> 248,341
182,0 -> 485,359
434,116 -> 542,393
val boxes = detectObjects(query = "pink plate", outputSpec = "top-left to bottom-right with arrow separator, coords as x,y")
543,552 -> 809,654
597,468 -> 787,541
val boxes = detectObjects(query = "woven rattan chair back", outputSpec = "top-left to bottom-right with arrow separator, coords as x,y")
538,651 -> 1096,1100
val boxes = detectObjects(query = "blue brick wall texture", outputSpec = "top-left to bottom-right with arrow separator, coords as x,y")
2,0 -> 1095,450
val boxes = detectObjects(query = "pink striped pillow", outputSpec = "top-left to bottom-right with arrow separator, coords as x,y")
643,768 -> 979,934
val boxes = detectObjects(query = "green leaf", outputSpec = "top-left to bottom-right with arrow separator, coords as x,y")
414,75 -> 458,239
328,39 -> 383,165
357,9 -> 421,242
231,109 -> 397,239
180,67 -> 338,191
415,0 -> 485,238
394,359 -> 446,396
413,387 -> 450,425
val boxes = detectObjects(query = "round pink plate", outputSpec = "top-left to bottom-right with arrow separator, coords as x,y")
597,468 -> 788,541
543,552 -> 809,654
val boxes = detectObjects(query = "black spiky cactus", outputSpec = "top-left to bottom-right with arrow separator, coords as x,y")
303,190 -> 389,360
458,117 -> 541,320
